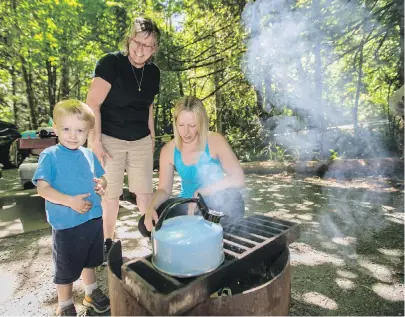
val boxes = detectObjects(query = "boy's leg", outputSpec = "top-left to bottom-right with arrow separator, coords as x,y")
81,268 -> 109,313
56,284 -> 76,316
56,283 -> 73,301
53,227 -> 85,316
82,217 -> 110,313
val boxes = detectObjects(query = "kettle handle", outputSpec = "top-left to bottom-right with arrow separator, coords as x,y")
154,193 -> 209,232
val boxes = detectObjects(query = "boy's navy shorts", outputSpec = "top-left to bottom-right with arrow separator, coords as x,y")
52,217 -> 104,285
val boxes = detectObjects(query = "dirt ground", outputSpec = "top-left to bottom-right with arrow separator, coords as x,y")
0,167 -> 403,316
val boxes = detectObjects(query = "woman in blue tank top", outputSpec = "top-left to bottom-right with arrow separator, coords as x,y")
139,96 -> 245,237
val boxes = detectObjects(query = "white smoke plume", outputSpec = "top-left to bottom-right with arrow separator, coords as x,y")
241,0 -> 395,253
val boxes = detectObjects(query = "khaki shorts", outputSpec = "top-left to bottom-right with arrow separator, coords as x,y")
102,134 -> 153,199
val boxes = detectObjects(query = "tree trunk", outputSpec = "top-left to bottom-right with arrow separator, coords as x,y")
354,42 -> 364,136
11,0 -> 18,125
154,93 -> 160,134
20,58 -> 37,129
313,0 -> 323,128
161,101 -> 172,134
76,79 -> 81,100
177,72 -> 184,96
264,75 -> 274,117
255,87 -> 265,118
46,60 -> 57,114
60,42 -> 70,99
10,66 -> 18,125
214,70 -> 222,133
154,104 -> 159,134
397,0 -> 404,86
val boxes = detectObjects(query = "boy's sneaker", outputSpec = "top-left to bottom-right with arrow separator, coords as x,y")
56,304 -> 77,316
83,288 -> 110,313
102,239 -> 112,266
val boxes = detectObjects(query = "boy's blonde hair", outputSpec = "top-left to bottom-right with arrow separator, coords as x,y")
173,96 -> 209,150
53,99 -> 95,129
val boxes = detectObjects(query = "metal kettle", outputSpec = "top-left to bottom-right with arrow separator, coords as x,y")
154,193 -> 223,230
151,193 -> 225,277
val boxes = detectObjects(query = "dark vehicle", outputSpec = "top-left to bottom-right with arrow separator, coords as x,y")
0,120 -> 28,168
36,126 -> 56,138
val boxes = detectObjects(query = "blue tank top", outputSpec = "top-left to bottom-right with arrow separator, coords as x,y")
174,143 -> 224,198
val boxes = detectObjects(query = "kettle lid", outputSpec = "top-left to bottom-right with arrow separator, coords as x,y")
153,215 -> 222,245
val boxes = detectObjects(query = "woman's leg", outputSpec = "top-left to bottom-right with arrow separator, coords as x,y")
135,193 -> 152,217
102,198 -> 120,240
127,135 -> 154,216
101,134 -> 127,256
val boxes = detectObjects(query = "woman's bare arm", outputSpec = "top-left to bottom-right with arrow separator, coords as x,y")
196,132 -> 245,196
86,77 -> 112,165
86,77 -> 111,144
144,141 -> 175,231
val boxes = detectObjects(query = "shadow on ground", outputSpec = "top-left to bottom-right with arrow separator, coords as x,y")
0,168 -> 403,316
243,173 -> 404,316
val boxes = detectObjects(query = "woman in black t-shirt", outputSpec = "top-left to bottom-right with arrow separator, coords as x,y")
86,17 -> 160,259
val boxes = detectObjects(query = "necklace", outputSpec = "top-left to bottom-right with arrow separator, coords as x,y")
130,63 -> 144,92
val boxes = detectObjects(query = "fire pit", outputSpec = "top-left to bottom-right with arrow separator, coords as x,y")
107,214 -> 300,316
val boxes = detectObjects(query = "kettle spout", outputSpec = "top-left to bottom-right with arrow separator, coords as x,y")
196,193 -> 224,224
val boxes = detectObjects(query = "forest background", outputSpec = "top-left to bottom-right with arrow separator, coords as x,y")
0,0 -> 403,163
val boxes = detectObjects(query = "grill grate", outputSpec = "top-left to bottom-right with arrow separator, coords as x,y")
118,214 -> 300,316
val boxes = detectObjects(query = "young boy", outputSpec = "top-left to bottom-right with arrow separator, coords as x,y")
32,100 -> 110,316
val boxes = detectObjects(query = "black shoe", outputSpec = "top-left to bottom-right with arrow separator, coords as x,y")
56,304 -> 77,316
82,288 -> 110,313
102,239 -> 112,266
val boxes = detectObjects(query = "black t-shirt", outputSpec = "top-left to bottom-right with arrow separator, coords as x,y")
94,52 -> 160,141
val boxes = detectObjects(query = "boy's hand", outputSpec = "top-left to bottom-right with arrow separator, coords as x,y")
94,178 -> 105,196
68,193 -> 92,214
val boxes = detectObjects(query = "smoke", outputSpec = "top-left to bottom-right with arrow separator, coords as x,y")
241,0 -> 393,253
241,0 -> 389,158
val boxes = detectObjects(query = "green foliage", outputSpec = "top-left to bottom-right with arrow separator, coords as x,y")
0,0 -> 402,160
329,149 -> 339,160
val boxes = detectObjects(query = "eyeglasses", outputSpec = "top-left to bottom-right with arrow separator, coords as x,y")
131,39 -> 155,52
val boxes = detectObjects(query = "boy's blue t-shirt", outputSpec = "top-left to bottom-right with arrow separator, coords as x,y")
32,144 -> 105,230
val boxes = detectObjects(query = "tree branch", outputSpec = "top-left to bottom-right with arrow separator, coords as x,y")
189,67 -> 228,79
169,58 -> 225,71
168,21 -> 238,54
167,41 -> 237,64
201,75 -> 239,101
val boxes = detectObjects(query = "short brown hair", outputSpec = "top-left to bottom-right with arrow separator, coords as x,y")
53,99 -> 95,129
122,17 -> 161,56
